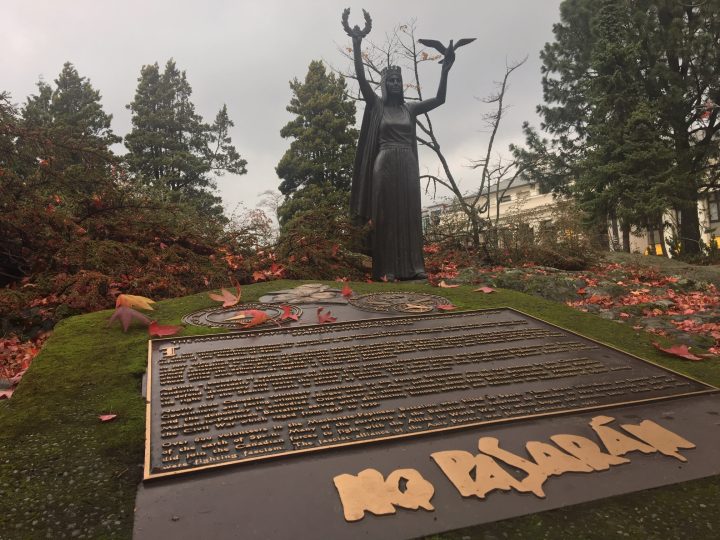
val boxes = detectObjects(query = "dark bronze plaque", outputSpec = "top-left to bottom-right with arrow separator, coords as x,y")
144,309 -> 715,479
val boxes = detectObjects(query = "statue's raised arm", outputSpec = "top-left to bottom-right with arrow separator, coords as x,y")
342,8 -> 375,103
409,38 -> 476,116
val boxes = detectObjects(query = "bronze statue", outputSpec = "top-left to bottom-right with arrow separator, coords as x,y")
342,9 -> 473,281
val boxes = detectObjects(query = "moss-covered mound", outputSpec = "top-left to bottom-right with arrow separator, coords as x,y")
0,281 -> 718,539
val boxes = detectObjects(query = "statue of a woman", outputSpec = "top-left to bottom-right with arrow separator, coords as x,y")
347,18 -> 455,281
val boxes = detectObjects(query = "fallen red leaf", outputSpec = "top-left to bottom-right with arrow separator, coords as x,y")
317,307 -> 337,324
226,309 -> 275,329
148,321 -> 183,337
341,284 -> 353,298
576,287 -> 587,295
108,306 -> 152,332
652,342 -> 705,361
380,275 -> 389,282
0,388 -> 14,400
438,280 -> 459,288
280,305 -> 299,321
209,286 -> 241,307
436,304 -> 457,310
98,414 -> 117,422
474,286 -> 495,294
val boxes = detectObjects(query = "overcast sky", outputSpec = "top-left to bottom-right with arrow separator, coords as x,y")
3,0 -> 562,216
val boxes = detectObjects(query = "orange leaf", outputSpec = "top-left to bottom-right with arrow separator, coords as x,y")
473,286 -> 495,294
226,309 -> 274,329
652,342 -> 704,361
576,287 -> 587,295
209,286 -> 241,307
99,414 -> 117,422
341,284 -> 353,298
438,280 -> 459,288
148,321 -> 183,337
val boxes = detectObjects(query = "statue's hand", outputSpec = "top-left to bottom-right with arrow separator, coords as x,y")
442,51 -> 456,73
342,8 -> 372,39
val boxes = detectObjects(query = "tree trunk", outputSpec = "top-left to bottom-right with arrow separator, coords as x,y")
610,212 -> 620,251
657,219 -> 668,257
679,202 -> 701,256
647,224 -> 656,256
621,221 -> 631,252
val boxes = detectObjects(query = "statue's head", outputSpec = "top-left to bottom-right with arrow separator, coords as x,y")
381,65 -> 404,103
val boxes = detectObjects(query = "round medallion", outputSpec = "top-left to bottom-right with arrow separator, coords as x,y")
259,283 -> 347,304
347,292 -> 451,314
181,303 -> 302,329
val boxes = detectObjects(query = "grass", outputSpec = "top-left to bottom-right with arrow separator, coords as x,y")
0,280 -> 717,539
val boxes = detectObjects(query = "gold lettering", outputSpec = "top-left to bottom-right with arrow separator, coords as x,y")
431,450 -> 525,498
333,468 -> 434,522
620,420 -> 696,462
589,416 -> 656,456
160,346 -> 178,358
477,437 -> 546,497
525,441 -> 594,475
550,434 -> 630,470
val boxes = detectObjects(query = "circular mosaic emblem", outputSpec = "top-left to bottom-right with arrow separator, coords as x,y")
259,283 -> 347,304
181,303 -> 302,330
347,292 -> 451,314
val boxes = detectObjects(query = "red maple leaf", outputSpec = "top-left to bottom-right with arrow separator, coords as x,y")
226,309 -> 276,329
209,286 -> 241,307
317,307 -> 337,324
474,286 -> 495,294
436,304 -> 457,310
0,388 -> 14,400
108,306 -> 152,332
148,321 -> 183,337
341,283 -> 353,298
280,305 -> 299,321
252,271 -> 267,282
98,414 -> 117,422
652,342 -> 705,361
576,287 -> 587,295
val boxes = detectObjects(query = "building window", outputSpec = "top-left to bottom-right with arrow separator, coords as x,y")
709,192 -> 720,223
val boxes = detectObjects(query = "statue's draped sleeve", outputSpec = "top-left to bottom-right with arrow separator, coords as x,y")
350,98 -> 382,223
349,39 -> 381,224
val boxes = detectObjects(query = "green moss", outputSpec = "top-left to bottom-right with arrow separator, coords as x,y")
0,281 -> 717,539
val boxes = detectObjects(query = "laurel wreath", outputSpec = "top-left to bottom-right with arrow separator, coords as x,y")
341,8 -> 372,38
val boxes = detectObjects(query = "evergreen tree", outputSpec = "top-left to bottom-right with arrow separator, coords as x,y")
276,60 -> 358,198
23,62 -> 119,148
124,59 -> 247,216
15,63 -> 119,195
518,0 -> 720,255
